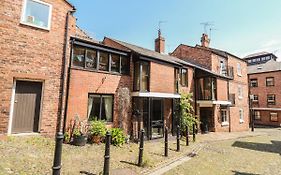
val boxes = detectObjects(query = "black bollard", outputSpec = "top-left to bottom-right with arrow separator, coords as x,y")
186,125 -> 189,146
103,131 -> 111,175
52,132 -> 64,175
192,123 -> 196,142
176,125 -> 180,152
138,129 -> 145,166
164,127 -> 168,157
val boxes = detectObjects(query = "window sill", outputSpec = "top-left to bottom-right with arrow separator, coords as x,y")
221,122 -> 229,127
238,96 -> 243,100
237,74 -> 242,77
71,66 -> 130,77
20,21 -> 50,31
239,119 -> 244,124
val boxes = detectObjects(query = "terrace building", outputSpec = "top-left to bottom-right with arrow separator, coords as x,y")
247,52 -> 281,126
171,34 -> 249,132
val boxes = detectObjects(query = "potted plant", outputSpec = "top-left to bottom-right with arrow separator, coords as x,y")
88,119 -> 107,144
72,118 -> 88,146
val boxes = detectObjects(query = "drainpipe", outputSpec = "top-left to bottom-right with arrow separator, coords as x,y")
59,9 -> 76,133
53,9 -> 76,175
227,79 -> 231,132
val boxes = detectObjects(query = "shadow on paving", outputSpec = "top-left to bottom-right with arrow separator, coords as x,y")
232,170 -> 260,175
80,170 -> 96,175
232,140 -> 281,155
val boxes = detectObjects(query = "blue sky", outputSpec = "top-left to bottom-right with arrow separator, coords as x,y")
69,0 -> 281,59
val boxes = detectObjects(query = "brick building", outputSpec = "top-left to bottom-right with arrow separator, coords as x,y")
171,34 -> 249,132
247,53 -> 281,126
0,0 -> 76,136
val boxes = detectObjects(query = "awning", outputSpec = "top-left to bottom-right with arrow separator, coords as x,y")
131,92 -> 181,98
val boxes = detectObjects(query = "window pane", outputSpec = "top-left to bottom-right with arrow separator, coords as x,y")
86,49 -> 97,69
101,95 -> 113,122
141,62 -> 149,91
72,47 -> 85,67
88,95 -> 101,121
99,51 -> 109,71
134,62 -> 140,91
111,54 -> 120,73
254,111 -> 260,120
266,77 -> 274,86
23,0 -> 50,28
270,113 -> 278,122
181,69 -> 187,86
121,56 -> 130,74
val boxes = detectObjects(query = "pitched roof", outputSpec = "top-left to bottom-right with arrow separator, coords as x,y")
195,45 -> 244,61
104,37 -> 231,79
248,59 -> 281,74
244,51 -> 270,59
64,0 -> 75,9
75,26 -> 99,44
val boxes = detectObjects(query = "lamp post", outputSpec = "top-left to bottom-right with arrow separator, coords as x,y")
249,94 -> 254,132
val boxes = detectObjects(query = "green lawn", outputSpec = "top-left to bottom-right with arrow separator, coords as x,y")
0,135 -> 194,175
165,129 -> 281,175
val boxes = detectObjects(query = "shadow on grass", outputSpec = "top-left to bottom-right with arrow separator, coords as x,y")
79,170 -> 96,175
232,140 -> 281,155
232,170 -> 260,175
120,160 -> 138,166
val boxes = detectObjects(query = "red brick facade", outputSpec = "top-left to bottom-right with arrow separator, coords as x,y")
249,71 -> 281,126
0,0 -> 75,135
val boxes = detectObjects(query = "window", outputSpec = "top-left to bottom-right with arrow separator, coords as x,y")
72,47 -> 85,67
99,51 -> 109,71
87,94 -> 113,122
174,68 -> 179,93
254,111 -> 261,120
267,94 -> 276,105
120,56 -> 130,74
237,63 -> 242,76
239,109 -> 244,123
220,60 -> 226,75
270,112 -> 278,122
221,109 -> 228,126
266,77 -> 274,86
180,68 -> 188,86
250,79 -> 258,87
238,85 -> 243,99
110,54 -> 120,73
248,60 -> 252,63
134,61 -> 149,91
261,57 -> 266,61
198,77 -> 217,100
21,0 -> 52,30
85,49 -> 97,69
253,95 -> 259,102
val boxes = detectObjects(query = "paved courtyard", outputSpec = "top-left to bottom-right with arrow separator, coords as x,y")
0,127 -> 280,175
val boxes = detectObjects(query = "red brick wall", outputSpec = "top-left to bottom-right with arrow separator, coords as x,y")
249,71 -> 281,126
217,79 -> 228,101
171,45 -> 212,69
0,0 -> 75,135
150,62 -> 175,93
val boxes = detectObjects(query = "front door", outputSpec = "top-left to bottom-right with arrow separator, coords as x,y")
12,81 -> 43,133
150,99 -> 164,139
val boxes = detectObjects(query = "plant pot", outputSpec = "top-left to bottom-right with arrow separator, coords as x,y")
72,135 -> 87,146
90,135 -> 102,144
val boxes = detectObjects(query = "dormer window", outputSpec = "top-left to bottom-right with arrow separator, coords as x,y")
21,0 -> 52,30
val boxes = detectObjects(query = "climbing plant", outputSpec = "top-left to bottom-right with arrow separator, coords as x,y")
180,92 -> 199,132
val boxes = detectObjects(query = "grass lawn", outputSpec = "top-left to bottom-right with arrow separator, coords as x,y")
164,129 -> 281,175
0,135 -> 194,175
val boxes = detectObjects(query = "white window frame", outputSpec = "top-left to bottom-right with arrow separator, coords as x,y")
254,111 -> 261,120
221,109 -> 229,126
20,0 -> 53,30
238,85 -> 243,99
270,112 -> 278,122
253,95 -> 258,102
239,108 -> 244,123
237,63 -> 242,76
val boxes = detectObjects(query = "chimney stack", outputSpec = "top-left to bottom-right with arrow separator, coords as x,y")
201,33 -> 210,47
155,29 -> 165,53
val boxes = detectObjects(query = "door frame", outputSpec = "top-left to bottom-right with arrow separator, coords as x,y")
148,97 -> 164,139
8,79 -> 45,135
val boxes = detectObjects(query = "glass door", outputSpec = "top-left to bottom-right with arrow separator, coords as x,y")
150,98 -> 164,139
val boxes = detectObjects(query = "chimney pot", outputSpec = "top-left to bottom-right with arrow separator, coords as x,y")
201,33 -> 210,47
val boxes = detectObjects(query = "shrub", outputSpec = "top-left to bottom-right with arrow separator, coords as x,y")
89,120 -> 107,137
110,128 -> 126,146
